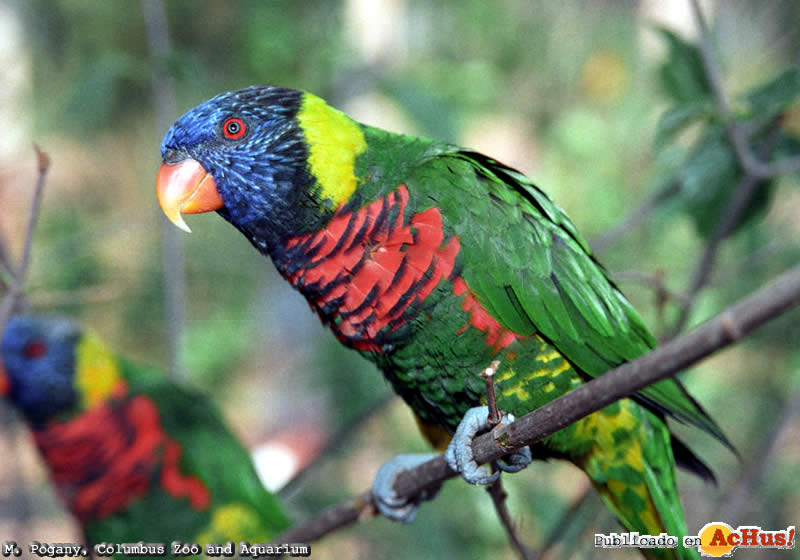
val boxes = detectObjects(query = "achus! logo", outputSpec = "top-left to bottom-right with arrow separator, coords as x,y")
694,522 -> 795,557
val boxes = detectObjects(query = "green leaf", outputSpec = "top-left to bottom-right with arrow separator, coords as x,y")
745,68 -> 800,120
677,126 -> 774,238
656,27 -> 711,104
654,100 -> 713,150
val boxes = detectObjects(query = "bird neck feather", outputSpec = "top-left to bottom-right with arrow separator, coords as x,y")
296,92 -> 367,209
74,333 -> 125,410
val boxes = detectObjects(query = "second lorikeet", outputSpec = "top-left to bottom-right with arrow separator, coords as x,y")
156,86 -> 732,559
0,315 -> 289,556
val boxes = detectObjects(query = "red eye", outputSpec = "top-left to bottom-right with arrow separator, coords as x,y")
24,340 -> 47,359
223,117 -> 246,140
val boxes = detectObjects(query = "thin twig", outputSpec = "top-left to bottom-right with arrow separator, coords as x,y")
28,283 -> 126,307
273,261 -> 800,545
717,386 -> 800,526
479,359 -> 534,560
487,472 -> 535,560
0,233 -> 15,288
0,146 -> 50,548
0,145 -> 50,335
667,119 -> 783,337
279,392 -> 396,500
670,0 -> 794,337
142,0 -> 186,380
481,360 -> 502,426
613,269 -> 685,336
689,0 -> 800,179
0,260 -> 14,290
537,482 -> 595,560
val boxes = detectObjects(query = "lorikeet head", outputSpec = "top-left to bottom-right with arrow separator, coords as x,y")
158,85 -> 369,251
1,316 -> 124,428
1,316 -> 81,426
158,86 -> 324,244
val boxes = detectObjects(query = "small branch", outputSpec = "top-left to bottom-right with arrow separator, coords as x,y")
717,385 -> 800,526
487,473 -> 535,560
0,234 -> 15,288
613,269 -> 683,337
142,0 -> 187,380
279,392 -> 396,500
0,145 -> 50,334
277,490 -> 375,544
274,262 -> 800,545
481,360 -> 501,426
28,282 -> 126,307
667,118 -> 783,337
537,483 -> 595,560
0,259 -> 14,289
689,0 -> 800,179
479,359 -> 534,560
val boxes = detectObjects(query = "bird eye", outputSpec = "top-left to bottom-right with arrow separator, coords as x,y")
222,117 -> 246,140
23,340 -> 47,360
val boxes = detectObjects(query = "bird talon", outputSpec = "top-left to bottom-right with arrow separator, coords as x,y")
372,453 -> 439,523
497,446 -> 532,473
445,406 -> 497,485
445,406 -> 531,483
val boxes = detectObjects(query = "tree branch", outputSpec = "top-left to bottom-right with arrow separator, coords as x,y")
142,0 -> 187,380
0,233 -> 15,289
278,391 -> 396,500
537,482 -> 596,560
718,385 -> 800,526
667,116 -> 783,338
487,472 -> 535,560
689,0 -> 800,179
480,360 -> 535,560
0,145 -> 50,335
274,262 -> 800,545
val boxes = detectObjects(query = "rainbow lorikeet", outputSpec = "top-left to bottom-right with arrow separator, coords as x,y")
156,86 -> 731,558
0,315 -> 289,554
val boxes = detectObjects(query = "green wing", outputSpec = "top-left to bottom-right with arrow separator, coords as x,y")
123,359 -> 290,540
416,149 -> 730,448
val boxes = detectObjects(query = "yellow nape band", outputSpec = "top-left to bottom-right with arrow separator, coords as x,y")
297,92 -> 366,207
75,333 -> 121,410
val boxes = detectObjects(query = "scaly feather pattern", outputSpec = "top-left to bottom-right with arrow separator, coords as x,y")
158,86 -> 733,559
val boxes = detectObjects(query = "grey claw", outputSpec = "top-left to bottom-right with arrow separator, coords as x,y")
372,453 -> 439,523
446,406 -> 533,483
445,406 -> 498,485
492,412 -> 532,474
497,446 -> 532,473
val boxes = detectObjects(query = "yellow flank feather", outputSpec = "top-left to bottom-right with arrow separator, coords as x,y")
574,400 -> 666,536
414,413 -> 453,451
194,502 -> 269,544
74,333 -> 122,410
296,92 -> 367,207
498,338 -> 572,402
576,401 -> 645,473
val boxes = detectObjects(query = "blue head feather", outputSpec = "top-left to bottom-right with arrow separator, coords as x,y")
1,316 -> 80,427
160,86 -> 315,250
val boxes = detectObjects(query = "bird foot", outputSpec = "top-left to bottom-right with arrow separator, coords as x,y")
444,406 -> 532,485
371,453 -> 440,523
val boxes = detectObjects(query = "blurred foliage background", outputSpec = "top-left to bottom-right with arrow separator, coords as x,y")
0,1 -> 799,558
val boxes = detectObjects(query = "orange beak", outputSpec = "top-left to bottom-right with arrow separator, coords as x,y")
156,158 -> 224,233
0,360 -> 8,396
